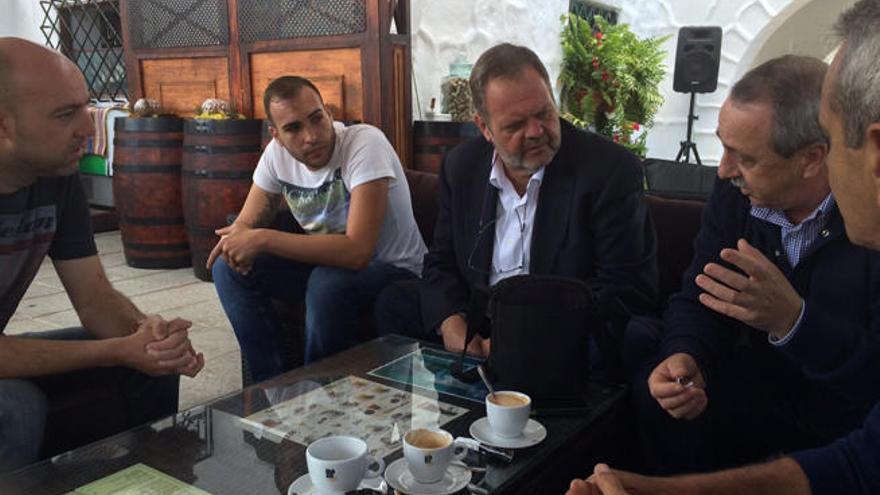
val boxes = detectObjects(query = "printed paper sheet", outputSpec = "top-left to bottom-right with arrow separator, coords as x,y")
239,376 -> 469,458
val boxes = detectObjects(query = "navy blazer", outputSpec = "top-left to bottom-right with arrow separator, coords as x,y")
662,179 -> 880,434
793,401 -> 880,495
420,119 -> 659,332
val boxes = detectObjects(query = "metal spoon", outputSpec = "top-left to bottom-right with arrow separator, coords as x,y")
476,364 -> 496,400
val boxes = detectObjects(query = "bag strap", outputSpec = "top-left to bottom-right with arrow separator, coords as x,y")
451,288 -> 490,383
589,293 -> 632,382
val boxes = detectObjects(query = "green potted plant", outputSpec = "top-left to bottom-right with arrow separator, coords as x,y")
559,14 -> 669,157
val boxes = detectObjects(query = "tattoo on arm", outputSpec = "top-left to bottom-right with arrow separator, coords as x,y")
250,194 -> 280,228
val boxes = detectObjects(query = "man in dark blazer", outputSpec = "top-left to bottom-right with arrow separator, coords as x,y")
568,2 -> 880,493
629,55 -> 880,476
377,43 -> 658,356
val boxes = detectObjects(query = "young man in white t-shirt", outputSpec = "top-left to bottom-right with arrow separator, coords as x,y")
207,76 -> 426,377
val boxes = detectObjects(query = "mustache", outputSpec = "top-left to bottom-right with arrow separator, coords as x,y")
730,177 -> 747,189
522,142 -> 547,154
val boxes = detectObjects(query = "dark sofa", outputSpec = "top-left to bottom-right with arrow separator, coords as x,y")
241,167 -> 707,384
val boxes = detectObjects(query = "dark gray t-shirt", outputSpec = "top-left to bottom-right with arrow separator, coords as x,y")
0,174 -> 97,331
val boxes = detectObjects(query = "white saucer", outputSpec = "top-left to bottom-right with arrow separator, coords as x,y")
384,457 -> 472,495
469,417 -> 547,449
287,472 -> 385,495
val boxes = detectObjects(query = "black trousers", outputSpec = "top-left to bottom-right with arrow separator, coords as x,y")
374,279 -> 442,344
625,315 -> 865,474
9,328 -> 180,462
35,366 -> 179,459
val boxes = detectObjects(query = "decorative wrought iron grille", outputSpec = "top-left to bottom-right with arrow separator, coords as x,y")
125,0 -> 229,49
40,0 -> 127,102
238,0 -> 367,43
569,0 -> 619,25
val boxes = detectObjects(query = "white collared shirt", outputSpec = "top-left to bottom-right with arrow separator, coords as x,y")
488,152 -> 545,286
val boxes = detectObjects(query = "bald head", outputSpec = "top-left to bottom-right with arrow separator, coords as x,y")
0,37 -> 93,187
0,37 -> 82,113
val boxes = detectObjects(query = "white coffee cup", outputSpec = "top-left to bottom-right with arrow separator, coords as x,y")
305,436 -> 384,494
403,428 -> 468,484
485,391 -> 531,438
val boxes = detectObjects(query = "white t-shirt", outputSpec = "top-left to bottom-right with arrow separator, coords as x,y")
253,122 -> 426,275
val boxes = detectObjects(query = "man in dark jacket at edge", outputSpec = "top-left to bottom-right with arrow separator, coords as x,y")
568,1 -> 880,494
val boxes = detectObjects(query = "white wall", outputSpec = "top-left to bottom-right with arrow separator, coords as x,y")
410,0 -> 569,116
1,0 -> 45,42
752,0 -> 854,66
411,0 -> 852,165
4,0 -> 851,165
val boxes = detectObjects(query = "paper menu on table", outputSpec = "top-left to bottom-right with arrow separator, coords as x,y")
238,375 -> 469,458
66,463 -> 209,495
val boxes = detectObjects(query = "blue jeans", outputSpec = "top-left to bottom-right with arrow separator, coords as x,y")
0,379 -> 48,472
212,254 -> 416,381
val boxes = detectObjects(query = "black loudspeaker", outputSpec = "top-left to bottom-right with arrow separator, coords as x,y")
673,26 -> 723,93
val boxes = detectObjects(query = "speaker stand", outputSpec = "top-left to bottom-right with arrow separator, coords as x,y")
676,91 -> 702,165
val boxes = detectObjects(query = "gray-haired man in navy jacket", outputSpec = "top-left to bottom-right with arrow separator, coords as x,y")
569,1 -> 880,494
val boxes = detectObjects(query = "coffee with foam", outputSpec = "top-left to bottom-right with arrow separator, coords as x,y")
403,428 -> 467,483
488,392 -> 530,407
405,429 -> 450,449
485,391 -> 531,438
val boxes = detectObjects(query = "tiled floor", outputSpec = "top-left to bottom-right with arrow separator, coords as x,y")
6,231 -> 242,410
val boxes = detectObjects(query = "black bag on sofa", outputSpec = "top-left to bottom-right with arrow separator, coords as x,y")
455,275 -> 629,408
643,158 -> 716,201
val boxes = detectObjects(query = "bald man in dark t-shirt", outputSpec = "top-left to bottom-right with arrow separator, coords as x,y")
0,37 -> 203,471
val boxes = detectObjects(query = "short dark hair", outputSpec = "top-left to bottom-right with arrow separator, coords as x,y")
469,43 -> 553,120
831,0 -> 880,148
263,75 -> 323,126
729,55 -> 828,158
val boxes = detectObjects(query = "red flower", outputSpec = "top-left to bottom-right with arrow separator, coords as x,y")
613,134 -> 620,143
632,122 -> 641,131
601,70 -> 610,81
595,32 -> 604,40
592,57 -> 600,69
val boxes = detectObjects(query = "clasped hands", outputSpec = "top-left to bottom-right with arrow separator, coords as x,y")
650,239 -> 803,420
126,315 -> 204,377
206,223 -> 264,275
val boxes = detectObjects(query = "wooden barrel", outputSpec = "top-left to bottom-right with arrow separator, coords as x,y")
182,119 -> 263,281
112,117 -> 191,269
412,120 -> 481,173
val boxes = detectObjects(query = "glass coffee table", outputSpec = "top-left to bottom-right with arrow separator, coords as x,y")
0,336 -> 625,495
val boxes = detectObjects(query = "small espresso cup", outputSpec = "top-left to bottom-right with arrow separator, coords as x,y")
306,436 -> 384,494
403,428 -> 468,484
486,391 -> 531,438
